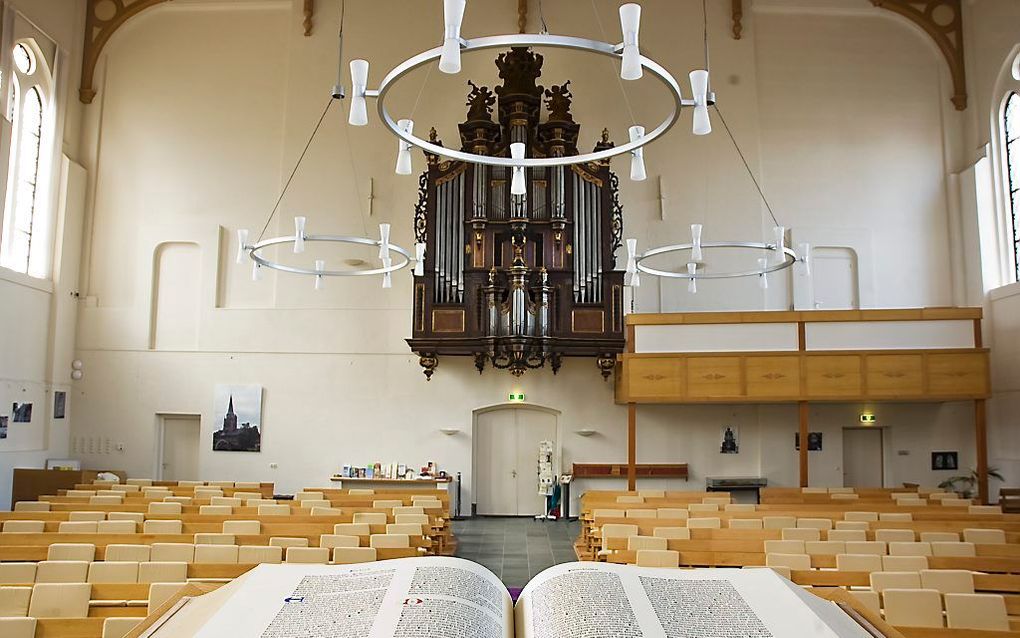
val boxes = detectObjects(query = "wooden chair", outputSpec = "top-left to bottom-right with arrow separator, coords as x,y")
943,593 -> 1010,630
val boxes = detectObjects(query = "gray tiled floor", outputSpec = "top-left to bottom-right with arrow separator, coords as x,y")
453,517 -> 581,589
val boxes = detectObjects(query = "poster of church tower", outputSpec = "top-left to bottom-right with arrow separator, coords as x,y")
212,385 -> 262,452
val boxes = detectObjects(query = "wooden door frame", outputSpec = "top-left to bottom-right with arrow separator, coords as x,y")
153,412 -> 201,481
471,402 -> 562,515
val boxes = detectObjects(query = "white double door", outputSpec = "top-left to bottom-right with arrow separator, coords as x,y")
475,407 -> 557,516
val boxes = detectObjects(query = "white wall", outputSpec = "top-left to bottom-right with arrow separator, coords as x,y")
38,0 -> 1018,510
0,0 -> 87,509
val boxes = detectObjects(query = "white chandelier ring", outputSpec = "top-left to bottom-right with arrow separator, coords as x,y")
367,33 -> 703,168
248,235 -> 411,277
636,242 -> 799,279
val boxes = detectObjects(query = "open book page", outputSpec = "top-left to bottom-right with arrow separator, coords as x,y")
192,557 -> 512,638
514,562 -> 870,638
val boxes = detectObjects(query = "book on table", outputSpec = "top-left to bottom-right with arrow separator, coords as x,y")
135,557 -> 879,638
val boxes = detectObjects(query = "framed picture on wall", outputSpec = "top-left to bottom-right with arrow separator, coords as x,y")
795,432 -> 823,451
212,385 -> 262,452
931,451 -> 958,471
12,403 -> 32,423
720,426 -> 739,454
54,392 -> 66,419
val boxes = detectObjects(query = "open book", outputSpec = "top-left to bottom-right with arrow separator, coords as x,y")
139,557 -> 876,638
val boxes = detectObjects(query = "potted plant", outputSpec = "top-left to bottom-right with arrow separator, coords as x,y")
938,467 -> 1004,499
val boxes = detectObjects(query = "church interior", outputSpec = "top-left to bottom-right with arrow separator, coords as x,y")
2,0 -> 1020,636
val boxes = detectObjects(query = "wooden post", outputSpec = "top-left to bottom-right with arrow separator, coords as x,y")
976,399 -> 989,505
627,403 -> 637,490
799,401 -> 809,487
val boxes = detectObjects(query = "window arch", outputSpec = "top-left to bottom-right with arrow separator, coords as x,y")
1005,92 -> 1020,280
1,38 -> 54,277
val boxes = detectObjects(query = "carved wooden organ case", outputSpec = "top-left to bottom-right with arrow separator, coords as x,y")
407,48 -> 625,379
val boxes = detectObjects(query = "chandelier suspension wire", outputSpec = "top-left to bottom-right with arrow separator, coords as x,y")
257,98 -> 335,242
712,104 -> 781,229
537,0 -> 549,35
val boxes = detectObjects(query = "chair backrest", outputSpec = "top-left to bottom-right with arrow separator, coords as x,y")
878,512 -> 912,522
148,502 -> 183,515
920,569 -> 974,594
3,520 -> 45,533
0,563 -> 37,584
66,490 -> 96,498
47,543 -> 96,561
199,505 -> 233,515
835,521 -> 870,531
108,512 -> 145,523
764,540 -> 805,555
393,506 -> 425,516
796,518 -> 832,530
919,531 -> 959,543
831,493 -> 859,500
968,505 -> 1002,515
285,547 -> 330,564
888,541 -> 932,557
0,585 -> 32,616
627,535 -> 667,551
387,523 -> 424,536
234,482 -> 262,490
144,520 -> 183,534
211,497 -> 243,507
869,571 -> 922,592
729,519 -> 763,530
827,529 -> 866,542
98,520 -> 137,534
762,516 -> 797,529
194,489 -> 224,499
353,512 -> 387,525
320,534 -> 360,549
616,495 -> 644,504
765,553 -> 811,570
943,593 -> 1009,631
688,503 -> 719,513
835,553 -> 883,572
875,529 -> 915,543
195,533 -> 236,546
781,528 -> 820,542
193,544 -> 239,563
372,500 -> 403,509
395,514 -> 429,525
105,544 -> 151,562
165,496 -> 193,505
636,549 -> 680,568
126,479 -> 154,486
148,583 -> 186,613
88,561 -> 140,583
805,541 -> 845,556
150,543 -> 196,562
138,562 -> 188,583
103,617 -> 142,638
13,501 -> 50,512
348,489 -> 375,496
849,591 -> 880,615
931,541 -> 976,557
58,521 -> 99,533
295,492 -> 325,501
638,489 -> 665,498
724,504 -> 755,512
963,528 -> 1006,544
34,561 -> 90,583
223,520 -> 261,534
68,511 -> 106,522
28,582 -> 91,618
311,507 -> 344,517
334,523 -> 371,536
269,537 -> 309,548
895,497 -> 926,507
178,480 -> 205,487
687,517 -> 721,529
332,547 -> 377,564
844,512 -> 879,522
941,498 -> 971,507
845,541 -> 886,555
652,527 -> 690,540
882,555 -> 928,571
110,484 -> 140,493
882,589 -> 944,628
90,495 -> 123,505
238,545 -> 283,564
370,534 -> 410,548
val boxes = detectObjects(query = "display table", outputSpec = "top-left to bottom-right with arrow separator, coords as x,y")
328,476 -> 453,492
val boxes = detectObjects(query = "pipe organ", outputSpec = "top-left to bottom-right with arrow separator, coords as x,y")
407,48 -> 625,379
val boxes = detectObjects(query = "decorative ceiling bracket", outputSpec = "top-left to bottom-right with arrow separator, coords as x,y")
303,0 -> 314,36
732,0 -> 743,40
79,0 -> 171,104
871,0 -> 967,110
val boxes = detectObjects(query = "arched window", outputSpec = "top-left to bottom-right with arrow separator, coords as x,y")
1006,92 -> 1020,280
1,40 -> 53,277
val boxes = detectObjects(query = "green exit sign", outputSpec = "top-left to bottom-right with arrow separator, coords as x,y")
509,392 -> 526,402
860,413 -> 877,424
